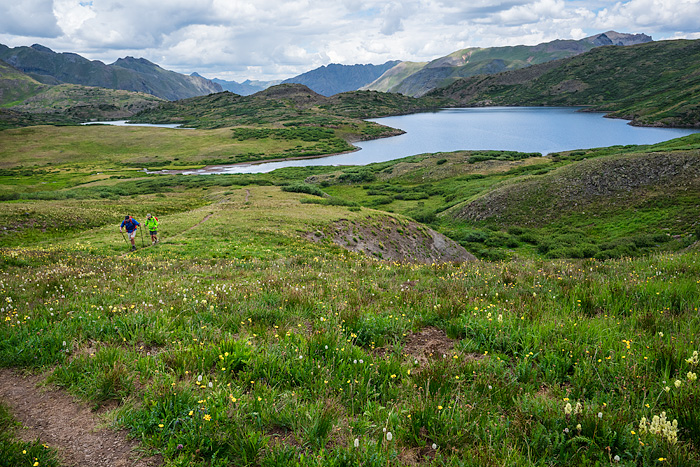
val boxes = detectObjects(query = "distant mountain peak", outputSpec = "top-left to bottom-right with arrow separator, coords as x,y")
584,31 -> 652,46
280,60 -> 401,96
113,56 -> 158,67
30,44 -> 54,53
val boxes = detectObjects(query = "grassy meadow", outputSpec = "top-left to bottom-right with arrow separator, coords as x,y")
1,122 -> 700,466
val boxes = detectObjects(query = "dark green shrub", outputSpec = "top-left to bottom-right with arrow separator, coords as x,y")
518,232 -> 540,244
460,230 -> 488,243
337,168 -> 376,183
281,183 -> 324,197
409,209 -> 436,223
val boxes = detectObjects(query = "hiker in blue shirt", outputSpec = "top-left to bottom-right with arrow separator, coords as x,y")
120,215 -> 140,251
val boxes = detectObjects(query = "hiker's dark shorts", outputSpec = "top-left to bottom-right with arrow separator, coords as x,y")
149,231 -> 158,235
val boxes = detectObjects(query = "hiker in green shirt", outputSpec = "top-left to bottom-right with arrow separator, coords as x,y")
145,214 -> 159,245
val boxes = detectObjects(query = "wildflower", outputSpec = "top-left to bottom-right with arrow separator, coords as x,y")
576,424 -> 581,431
639,412 -> 678,444
613,455 -> 620,462
177,444 -> 183,450
386,432 -> 393,441
354,438 -> 359,448
432,443 -> 437,450
686,350 -> 699,365
598,412 -> 603,419
675,380 -> 682,388
564,403 -> 573,415
197,375 -> 202,382
573,402 -> 583,415
438,405 -> 443,410
203,414 -> 211,421
158,424 -> 164,428
688,371 -> 697,381
664,386 -> 670,392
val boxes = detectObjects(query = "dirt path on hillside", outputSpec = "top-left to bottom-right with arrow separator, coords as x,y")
0,369 -> 161,467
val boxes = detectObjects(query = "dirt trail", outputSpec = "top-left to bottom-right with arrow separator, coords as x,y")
0,369 -> 161,467
185,213 -> 213,232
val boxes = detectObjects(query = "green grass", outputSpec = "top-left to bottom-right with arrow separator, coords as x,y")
0,124 -> 356,170
1,129 -> 700,465
1,213 -> 699,465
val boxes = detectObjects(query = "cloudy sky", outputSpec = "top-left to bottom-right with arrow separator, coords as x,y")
1,0 -> 699,82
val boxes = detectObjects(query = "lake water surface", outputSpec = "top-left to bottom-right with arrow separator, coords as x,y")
82,120 -> 191,129
195,107 -> 698,174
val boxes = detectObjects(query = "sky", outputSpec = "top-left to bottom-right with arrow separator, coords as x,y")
1,0 -> 699,82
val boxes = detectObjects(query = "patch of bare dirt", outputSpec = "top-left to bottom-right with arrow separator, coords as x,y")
401,326 -> 458,365
374,326 -> 486,368
306,215 -> 477,264
0,369 -> 161,467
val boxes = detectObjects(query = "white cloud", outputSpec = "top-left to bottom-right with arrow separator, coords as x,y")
594,0 -> 700,33
0,0 -> 697,81
0,0 -> 62,38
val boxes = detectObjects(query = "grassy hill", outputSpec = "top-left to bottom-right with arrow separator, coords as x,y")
0,59 -> 48,107
1,133 -> 700,465
11,84 -> 163,118
429,39 -> 700,128
129,84 -> 443,128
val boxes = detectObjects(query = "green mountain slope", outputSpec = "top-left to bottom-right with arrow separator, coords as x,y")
360,61 -> 428,92
0,59 -> 48,107
429,39 -> 700,127
0,44 -> 222,100
365,31 -> 651,97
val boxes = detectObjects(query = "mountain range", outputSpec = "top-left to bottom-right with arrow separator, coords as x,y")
207,76 -> 281,96
280,61 -> 401,96
363,31 -> 652,97
0,44 -> 222,101
0,31 -> 652,105
3,31 -> 699,130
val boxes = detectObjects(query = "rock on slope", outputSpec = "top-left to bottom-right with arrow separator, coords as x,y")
308,214 -> 477,263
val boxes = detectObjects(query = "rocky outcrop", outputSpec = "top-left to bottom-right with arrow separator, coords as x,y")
307,215 -> 477,264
